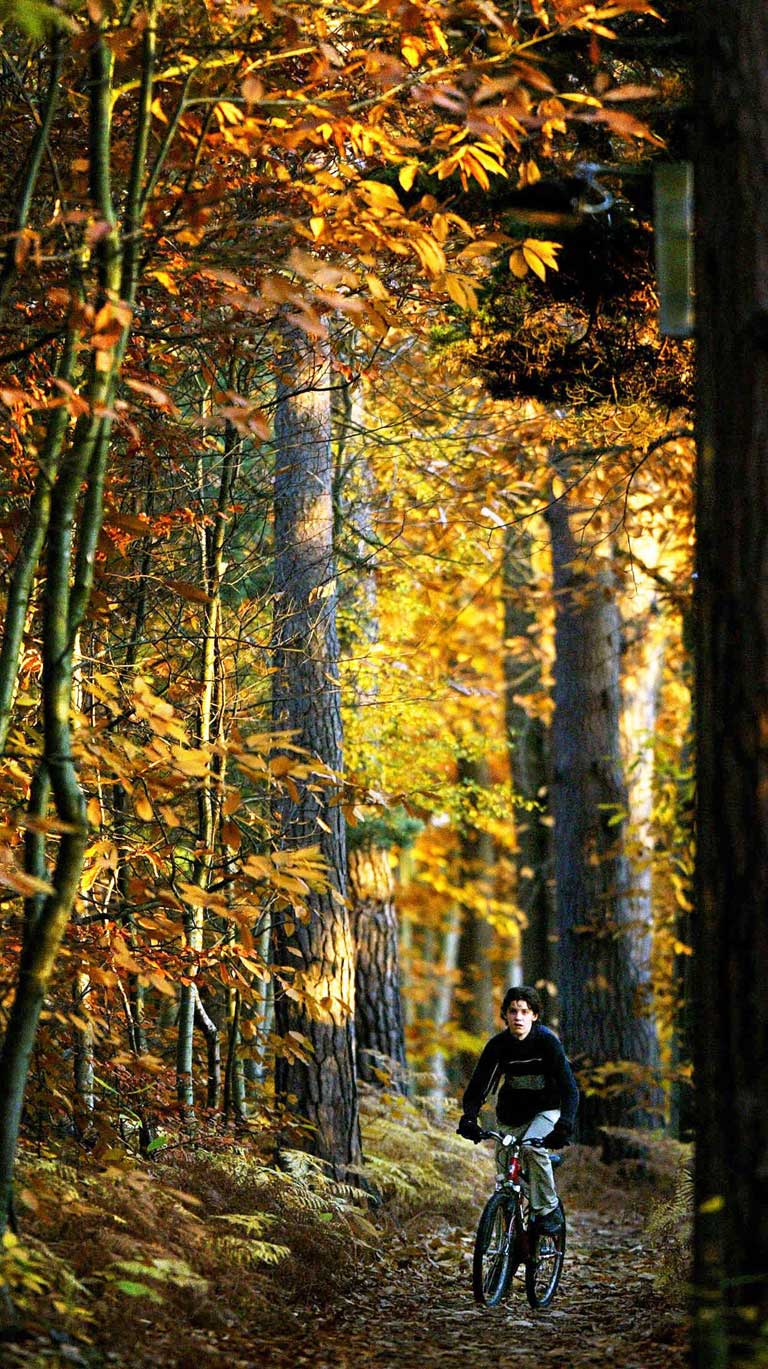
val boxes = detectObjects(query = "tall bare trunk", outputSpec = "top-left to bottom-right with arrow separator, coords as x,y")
454,757 -> 496,1084
693,3 -> 768,1360
546,493 -> 657,1142
502,526 -> 556,1014
271,324 -> 360,1174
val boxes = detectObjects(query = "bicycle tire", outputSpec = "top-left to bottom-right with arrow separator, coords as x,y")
525,1199 -> 566,1309
472,1191 -> 514,1306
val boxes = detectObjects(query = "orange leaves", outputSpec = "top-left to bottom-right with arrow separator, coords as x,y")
592,106 -> 664,145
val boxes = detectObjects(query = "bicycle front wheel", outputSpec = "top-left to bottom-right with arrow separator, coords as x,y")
525,1200 -> 566,1309
472,1192 -> 513,1306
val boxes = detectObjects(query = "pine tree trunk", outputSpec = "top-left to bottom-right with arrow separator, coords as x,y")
271,324 -> 361,1174
546,497 -> 657,1142
335,356 -> 408,1091
693,4 -> 768,1360
348,846 -> 406,1088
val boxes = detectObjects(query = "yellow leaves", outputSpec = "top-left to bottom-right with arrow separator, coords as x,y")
508,239 -> 561,281
442,273 -> 478,311
360,180 -> 402,212
517,158 -> 541,188
398,162 -> 418,193
111,935 -> 143,976
400,35 -> 425,68
213,100 -> 243,127
412,233 -> 446,277
276,1029 -> 314,1064
308,578 -> 336,605
365,273 -> 391,302
148,270 -> 179,295
433,142 -> 507,192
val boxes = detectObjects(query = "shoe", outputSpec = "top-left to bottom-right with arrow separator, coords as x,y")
532,1207 -> 562,1235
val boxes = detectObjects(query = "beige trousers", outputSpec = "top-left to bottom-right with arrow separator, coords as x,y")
495,1108 -> 561,1218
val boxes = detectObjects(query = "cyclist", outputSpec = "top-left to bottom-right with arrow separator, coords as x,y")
457,985 -> 578,1233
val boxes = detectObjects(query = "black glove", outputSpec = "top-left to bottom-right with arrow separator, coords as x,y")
541,1120 -> 573,1149
457,1114 -> 485,1144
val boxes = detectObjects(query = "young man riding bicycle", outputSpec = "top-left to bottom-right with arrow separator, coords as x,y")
457,985 -> 579,1233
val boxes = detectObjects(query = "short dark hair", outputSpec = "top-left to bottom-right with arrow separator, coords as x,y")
501,985 -> 542,1019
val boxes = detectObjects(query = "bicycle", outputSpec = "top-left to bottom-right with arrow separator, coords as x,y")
471,1128 -> 566,1309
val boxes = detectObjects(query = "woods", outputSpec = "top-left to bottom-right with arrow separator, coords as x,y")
0,0 -> 763,1365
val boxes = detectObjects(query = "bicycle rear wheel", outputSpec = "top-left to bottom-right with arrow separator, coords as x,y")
525,1200 -> 566,1309
472,1192 -> 513,1305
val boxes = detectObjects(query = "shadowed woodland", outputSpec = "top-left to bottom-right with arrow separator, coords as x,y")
0,0 -> 764,1366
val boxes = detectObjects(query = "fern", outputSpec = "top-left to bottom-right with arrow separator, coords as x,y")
213,1236 -> 291,1269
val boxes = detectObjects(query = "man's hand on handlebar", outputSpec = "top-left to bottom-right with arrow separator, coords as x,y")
457,1114 -> 486,1143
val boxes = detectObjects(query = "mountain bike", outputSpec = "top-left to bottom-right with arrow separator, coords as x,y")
472,1128 -> 566,1309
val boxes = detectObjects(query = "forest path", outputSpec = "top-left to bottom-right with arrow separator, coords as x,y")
269,1202 -> 688,1369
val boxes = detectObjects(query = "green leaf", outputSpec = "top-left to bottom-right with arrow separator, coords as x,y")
115,1280 -> 164,1303
0,0 -> 72,39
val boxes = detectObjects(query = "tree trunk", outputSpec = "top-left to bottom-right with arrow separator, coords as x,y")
502,526 -> 556,1014
0,21 -> 139,1236
271,324 -> 361,1175
546,495 -> 657,1142
454,756 -> 496,1085
348,845 -> 407,1089
335,357 -> 408,1092
693,4 -> 768,1361
428,904 -> 462,1108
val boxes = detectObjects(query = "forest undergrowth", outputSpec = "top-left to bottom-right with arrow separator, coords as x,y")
0,1090 -> 691,1369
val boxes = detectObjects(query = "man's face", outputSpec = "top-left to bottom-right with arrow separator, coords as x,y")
504,1000 -> 538,1040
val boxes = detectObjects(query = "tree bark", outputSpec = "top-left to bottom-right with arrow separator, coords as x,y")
693,4 -> 768,1361
271,323 -> 361,1175
454,756 -> 496,1084
335,357 -> 408,1092
348,845 -> 407,1089
502,526 -> 556,1013
546,495 -> 657,1142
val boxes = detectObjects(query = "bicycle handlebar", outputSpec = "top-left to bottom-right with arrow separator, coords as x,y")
478,1128 -> 557,1150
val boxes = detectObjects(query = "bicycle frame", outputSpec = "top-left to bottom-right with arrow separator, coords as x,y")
471,1127 -> 566,1309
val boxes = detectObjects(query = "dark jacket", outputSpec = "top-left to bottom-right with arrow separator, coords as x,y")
462,1022 -> 579,1128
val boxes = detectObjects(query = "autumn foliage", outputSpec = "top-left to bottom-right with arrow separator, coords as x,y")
0,1 -> 699,1341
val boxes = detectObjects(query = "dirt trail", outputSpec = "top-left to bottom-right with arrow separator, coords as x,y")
273,1203 -> 688,1369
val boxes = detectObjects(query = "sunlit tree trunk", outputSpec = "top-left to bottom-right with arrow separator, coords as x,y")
693,3 -> 768,1361
502,526 -> 556,1013
429,905 -> 461,1106
348,845 -> 406,1088
454,756 -> 496,1084
334,358 -> 407,1091
546,493 -> 657,1142
620,594 -> 666,1118
271,323 -> 361,1174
